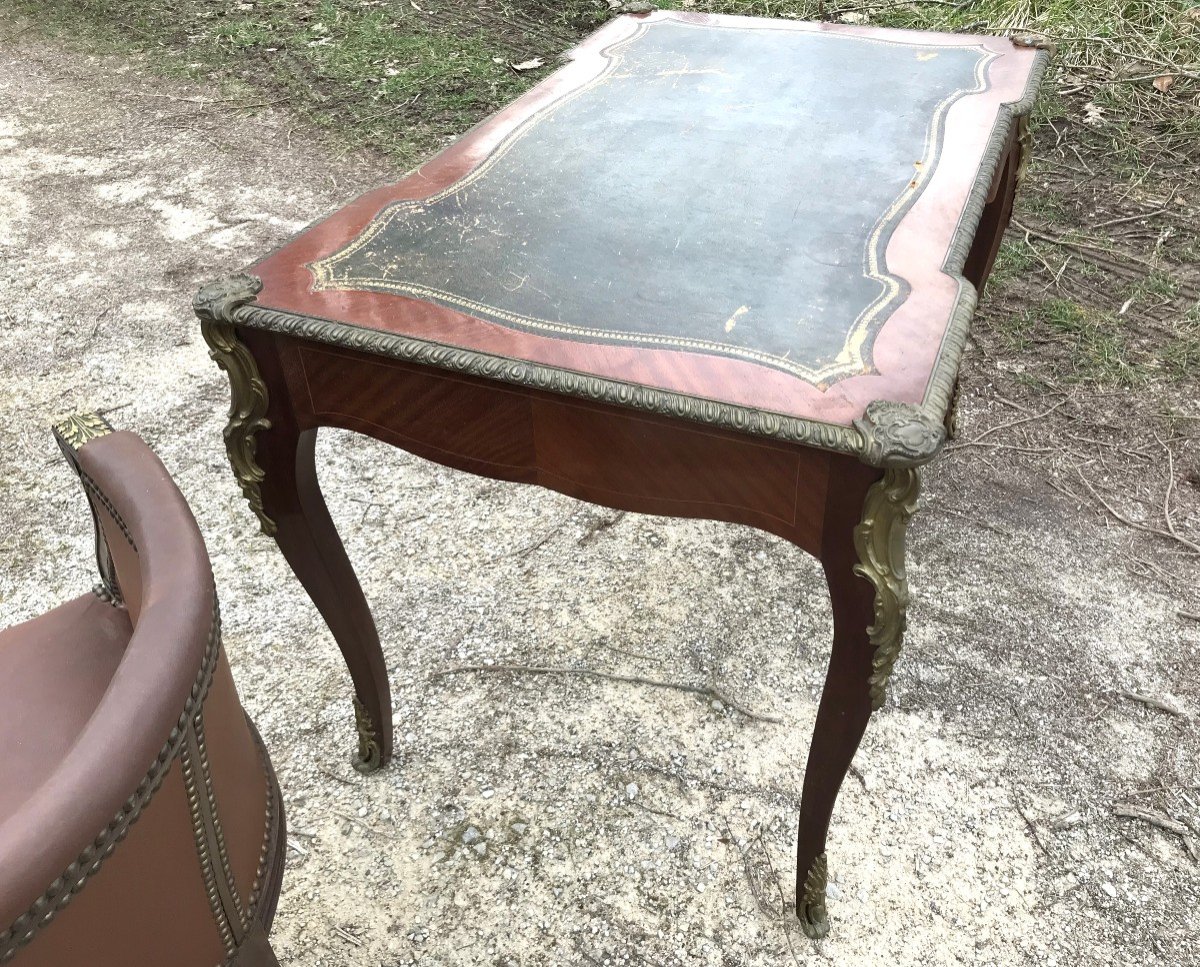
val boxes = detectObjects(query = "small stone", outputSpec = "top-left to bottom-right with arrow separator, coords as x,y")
462,826 -> 481,845
482,789 -> 494,799
357,806 -> 369,818
665,835 -> 680,851
827,882 -> 843,901
1102,883 -> 1117,898
511,822 -> 528,835
474,842 -> 487,856
626,782 -> 639,799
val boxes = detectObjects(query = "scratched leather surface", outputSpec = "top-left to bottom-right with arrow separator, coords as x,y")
311,20 -> 991,387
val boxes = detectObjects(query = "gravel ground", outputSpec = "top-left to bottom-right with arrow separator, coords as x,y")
1,33 -> 1197,967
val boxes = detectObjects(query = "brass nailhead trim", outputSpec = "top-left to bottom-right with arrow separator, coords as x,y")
0,600 -> 222,963
195,707 -> 248,931
76,469 -> 137,552
220,723 -> 282,967
182,725 -> 239,957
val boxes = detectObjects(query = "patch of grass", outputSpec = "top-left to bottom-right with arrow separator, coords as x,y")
1018,191 -> 1071,226
1129,270 -> 1181,301
1,0 -> 605,164
1163,309 -> 1200,380
1022,297 -> 1144,385
9,0 -> 1198,163
989,238 -> 1036,288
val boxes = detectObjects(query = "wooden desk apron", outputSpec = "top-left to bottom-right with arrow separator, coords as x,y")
195,10 -> 1047,941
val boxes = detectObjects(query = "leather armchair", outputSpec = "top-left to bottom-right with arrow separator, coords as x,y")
0,415 -> 284,966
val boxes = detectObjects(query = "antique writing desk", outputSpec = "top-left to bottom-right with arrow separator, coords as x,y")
196,12 -> 1045,938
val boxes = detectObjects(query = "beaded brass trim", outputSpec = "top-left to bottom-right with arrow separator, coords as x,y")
196,276 -> 276,536
797,852 -> 830,940
182,724 -> 239,957
241,722 -> 281,931
0,600 -> 221,963
352,696 -> 383,774
853,468 -> 921,710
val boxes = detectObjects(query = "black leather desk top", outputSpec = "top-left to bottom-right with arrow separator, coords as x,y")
310,20 -> 988,387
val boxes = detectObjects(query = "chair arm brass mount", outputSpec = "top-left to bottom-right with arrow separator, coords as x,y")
52,413 -> 121,605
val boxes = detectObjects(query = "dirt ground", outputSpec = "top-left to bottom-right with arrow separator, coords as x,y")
1,27 -> 1198,967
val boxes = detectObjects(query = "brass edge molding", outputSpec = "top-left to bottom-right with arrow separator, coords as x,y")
797,852 -> 830,940
228,300 -> 869,458
1015,114 -> 1033,189
0,601 -> 222,963
352,696 -> 383,774
196,276 -> 277,536
227,299 -> 956,470
52,412 -> 113,451
925,46 -> 1049,431
853,468 -> 921,711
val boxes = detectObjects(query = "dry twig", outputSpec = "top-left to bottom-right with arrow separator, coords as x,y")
950,399 -> 1067,448
1075,467 -> 1200,556
1118,690 -> 1187,717
332,926 -> 364,948
1113,803 -> 1198,861
431,663 -> 782,723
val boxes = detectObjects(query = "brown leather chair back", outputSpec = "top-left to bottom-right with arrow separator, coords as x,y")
0,416 -> 283,966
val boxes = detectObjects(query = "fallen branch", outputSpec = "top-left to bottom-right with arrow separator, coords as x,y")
1090,206 -> 1171,231
504,513 -> 573,560
1118,690 -> 1187,717
1155,432 -> 1195,556
1011,220 -> 1200,302
431,663 -> 782,723
1113,803 -> 1198,861
1075,467 -> 1200,556
1013,795 -> 1050,857
578,510 -> 625,546
332,926 -> 364,948
949,399 -> 1067,448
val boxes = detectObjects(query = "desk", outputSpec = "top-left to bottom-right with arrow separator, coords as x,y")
196,11 -> 1045,938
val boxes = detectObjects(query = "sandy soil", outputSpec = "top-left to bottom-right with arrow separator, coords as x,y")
1,32 -> 1197,967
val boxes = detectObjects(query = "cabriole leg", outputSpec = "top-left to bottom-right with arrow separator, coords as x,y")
201,316 -> 392,773
795,460 -> 919,938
